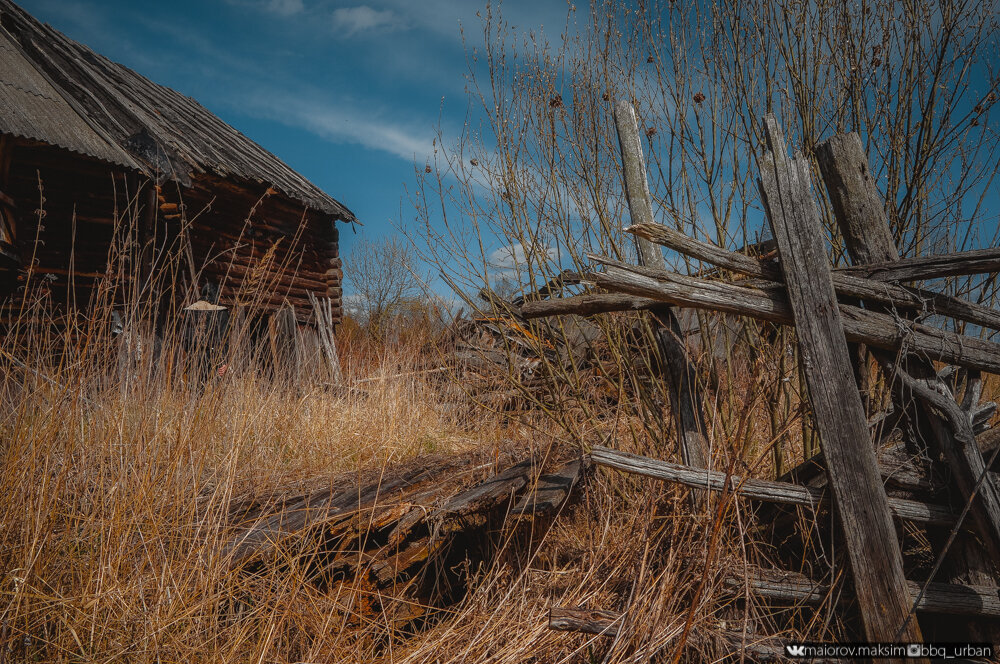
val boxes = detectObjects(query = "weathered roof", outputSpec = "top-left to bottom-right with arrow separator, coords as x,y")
0,28 -> 139,169
0,0 -> 356,223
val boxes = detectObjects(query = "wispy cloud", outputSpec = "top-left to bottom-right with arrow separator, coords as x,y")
266,0 -> 304,15
222,0 -> 305,16
245,90 -> 435,161
331,5 -> 404,37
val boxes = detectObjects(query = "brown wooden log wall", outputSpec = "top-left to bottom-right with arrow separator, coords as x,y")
0,140 -> 343,326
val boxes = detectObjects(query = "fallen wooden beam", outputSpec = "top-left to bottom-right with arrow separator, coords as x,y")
589,446 -> 955,527
588,259 -> 1000,375
520,292 -> 660,318
627,222 -> 1000,332
511,270 -> 581,307
548,607 -> 623,637
725,567 -> 1000,618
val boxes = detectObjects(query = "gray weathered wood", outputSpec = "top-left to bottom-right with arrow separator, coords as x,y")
589,446 -> 954,526
887,368 -> 1000,560
815,132 -> 900,264
510,458 -> 586,516
308,291 -> 342,385
726,567 -> 1000,617
838,247 -> 1000,283
547,606 -> 830,661
588,259 -> 1000,374
510,270 -> 581,307
549,607 -> 623,637
614,100 -> 709,475
818,130 -> 1000,640
757,115 -> 921,645
520,292 -> 660,318
627,222 -> 1000,331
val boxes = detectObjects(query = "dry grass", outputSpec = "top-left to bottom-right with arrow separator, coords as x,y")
0,308 -> 816,663
0,273 -> 941,663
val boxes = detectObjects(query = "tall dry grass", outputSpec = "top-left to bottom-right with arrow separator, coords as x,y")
0,286 -> 836,662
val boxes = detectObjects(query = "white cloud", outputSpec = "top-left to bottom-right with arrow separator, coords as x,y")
245,91 -> 435,161
489,242 -> 557,271
331,5 -> 404,37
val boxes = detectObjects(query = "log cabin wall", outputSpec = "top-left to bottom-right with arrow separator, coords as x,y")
0,140 -> 134,323
0,143 -> 345,328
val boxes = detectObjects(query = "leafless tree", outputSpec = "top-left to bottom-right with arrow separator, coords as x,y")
344,236 -> 425,337
406,0 -> 999,450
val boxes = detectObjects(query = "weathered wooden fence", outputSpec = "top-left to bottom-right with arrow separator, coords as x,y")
527,107 -> 1000,655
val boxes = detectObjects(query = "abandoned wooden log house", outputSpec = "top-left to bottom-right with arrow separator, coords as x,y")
0,0 -> 355,327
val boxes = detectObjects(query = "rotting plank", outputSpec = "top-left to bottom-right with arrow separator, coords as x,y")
838,246 -> 1000,282
757,115 -> 922,647
613,100 -> 708,478
725,567 -> 1000,617
887,368 -> 1000,560
520,292 -> 660,318
547,607 -> 838,662
817,130 -> 1000,641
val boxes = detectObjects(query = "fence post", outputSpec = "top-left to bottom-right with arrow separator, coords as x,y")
758,115 -> 924,650
613,100 -> 709,486
816,131 -> 1000,640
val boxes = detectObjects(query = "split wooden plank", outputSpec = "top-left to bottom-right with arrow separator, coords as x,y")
587,259 -> 1000,375
627,222 -> 1000,331
757,115 -> 922,645
614,100 -> 708,474
590,446 -> 954,526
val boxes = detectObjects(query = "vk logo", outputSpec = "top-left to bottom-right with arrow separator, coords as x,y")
786,644 -> 807,657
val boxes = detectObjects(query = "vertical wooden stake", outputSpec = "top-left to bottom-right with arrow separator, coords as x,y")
758,115 -> 923,650
613,100 -> 709,480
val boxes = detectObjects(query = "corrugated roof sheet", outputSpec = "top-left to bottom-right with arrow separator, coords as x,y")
0,29 -> 139,168
0,0 -> 356,222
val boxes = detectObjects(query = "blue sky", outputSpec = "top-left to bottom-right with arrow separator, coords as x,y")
16,0 -> 571,275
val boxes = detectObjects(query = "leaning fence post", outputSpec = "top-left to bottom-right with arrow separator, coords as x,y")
757,115 -> 924,650
816,130 -> 1000,641
613,100 -> 710,488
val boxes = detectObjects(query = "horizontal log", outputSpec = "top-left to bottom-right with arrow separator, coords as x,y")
548,608 -> 623,637
589,446 -> 955,526
627,223 -> 1000,331
520,293 -> 660,318
591,258 -> 1000,374
726,567 -> 1000,617
838,246 -> 1000,282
